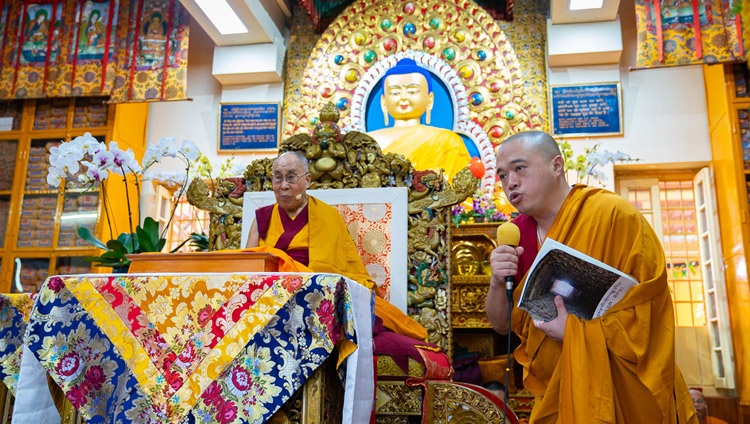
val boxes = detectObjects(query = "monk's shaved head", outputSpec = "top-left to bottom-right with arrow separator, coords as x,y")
501,131 -> 562,162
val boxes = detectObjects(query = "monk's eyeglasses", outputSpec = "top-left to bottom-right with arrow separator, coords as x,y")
272,173 -> 308,184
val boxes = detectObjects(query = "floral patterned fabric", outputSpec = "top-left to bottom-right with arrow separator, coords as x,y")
23,273 -> 361,424
0,293 -> 36,396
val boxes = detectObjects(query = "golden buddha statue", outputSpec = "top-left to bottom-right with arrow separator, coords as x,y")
368,58 -> 472,182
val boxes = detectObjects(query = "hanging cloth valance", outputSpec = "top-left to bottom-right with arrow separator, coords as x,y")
634,0 -> 744,69
0,0 -> 188,102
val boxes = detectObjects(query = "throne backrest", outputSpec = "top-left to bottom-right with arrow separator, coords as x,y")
241,187 -> 409,312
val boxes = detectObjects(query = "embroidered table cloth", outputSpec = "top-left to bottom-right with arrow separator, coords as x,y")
13,272 -> 374,423
0,292 -> 36,395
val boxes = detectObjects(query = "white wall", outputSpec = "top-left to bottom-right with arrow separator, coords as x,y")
547,1 -> 711,189
146,21 -> 281,176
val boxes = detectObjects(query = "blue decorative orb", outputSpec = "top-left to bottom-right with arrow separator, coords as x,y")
470,92 -> 483,106
403,23 -> 416,36
477,50 -> 487,61
334,55 -> 345,65
336,98 -> 349,110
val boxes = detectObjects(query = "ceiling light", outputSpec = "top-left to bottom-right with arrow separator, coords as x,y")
569,0 -> 604,10
194,0 -> 248,35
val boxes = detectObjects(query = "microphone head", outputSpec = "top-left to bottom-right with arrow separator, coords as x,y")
295,194 -> 303,200
497,222 -> 520,247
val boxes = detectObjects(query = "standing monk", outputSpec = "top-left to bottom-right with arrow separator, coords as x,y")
486,131 -> 697,423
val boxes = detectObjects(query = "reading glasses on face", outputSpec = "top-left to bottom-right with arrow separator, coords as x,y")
272,173 -> 308,184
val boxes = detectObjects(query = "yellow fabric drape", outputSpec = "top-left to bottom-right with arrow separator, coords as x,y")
512,185 -> 697,423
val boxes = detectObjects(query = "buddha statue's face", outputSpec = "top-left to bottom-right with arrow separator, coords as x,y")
381,73 -> 434,123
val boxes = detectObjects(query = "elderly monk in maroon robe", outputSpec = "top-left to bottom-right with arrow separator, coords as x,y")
486,132 -> 697,423
245,151 -> 427,341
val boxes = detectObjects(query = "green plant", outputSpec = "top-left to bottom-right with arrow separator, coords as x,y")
188,232 -> 209,252
557,139 -> 639,186
47,134 -> 200,268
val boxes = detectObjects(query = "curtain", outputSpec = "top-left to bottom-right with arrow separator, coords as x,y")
0,0 -> 188,102
635,0 -> 744,68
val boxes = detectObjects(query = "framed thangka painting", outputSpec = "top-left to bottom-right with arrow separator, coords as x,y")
19,2 -> 64,66
219,103 -> 280,152
550,82 -> 623,137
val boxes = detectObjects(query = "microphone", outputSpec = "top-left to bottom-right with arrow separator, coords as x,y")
496,222 -> 521,296
295,194 -> 303,200
495,222 -> 520,424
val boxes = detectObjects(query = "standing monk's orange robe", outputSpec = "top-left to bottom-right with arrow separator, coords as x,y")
254,196 -> 427,342
510,185 -> 697,423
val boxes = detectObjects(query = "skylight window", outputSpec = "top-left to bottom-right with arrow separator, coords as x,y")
194,0 -> 248,35
569,0 -> 604,11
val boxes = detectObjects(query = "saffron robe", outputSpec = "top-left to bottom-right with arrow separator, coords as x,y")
382,125 -> 471,182
510,185 -> 697,423
255,196 -> 428,342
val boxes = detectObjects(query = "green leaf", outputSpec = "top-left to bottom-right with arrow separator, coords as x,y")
107,239 -> 131,254
76,227 -> 110,251
136,226 -> 156,252
117,233 -> 139,253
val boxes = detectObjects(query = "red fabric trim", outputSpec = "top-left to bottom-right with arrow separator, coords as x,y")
160,0 -> 175,100
691,0 -> 703,59
511,215 -> 539,283
70,0 -> 83,91
127,0 -> 144,101
255,204 -> 274,239
100,0 -> 116,91
42,0 -> 59,95
736,13 -> 744,57
12,2 -> 31,96
654,0 -> 664,62
276,204 -> 308,252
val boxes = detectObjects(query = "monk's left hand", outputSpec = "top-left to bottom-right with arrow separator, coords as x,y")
533,296 -> 568,342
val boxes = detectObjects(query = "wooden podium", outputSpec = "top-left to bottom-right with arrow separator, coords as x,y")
126,250 -> 280,273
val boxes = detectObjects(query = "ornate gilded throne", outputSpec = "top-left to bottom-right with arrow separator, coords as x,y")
188,102 -> 519,423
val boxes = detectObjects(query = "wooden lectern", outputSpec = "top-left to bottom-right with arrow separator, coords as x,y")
127,250 -> 279,273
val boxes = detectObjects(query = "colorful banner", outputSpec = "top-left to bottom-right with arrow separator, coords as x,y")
0,0 -> 188,102
635,0 -> 744,68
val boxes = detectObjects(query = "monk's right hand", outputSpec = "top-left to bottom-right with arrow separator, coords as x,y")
489,245 -> 524,290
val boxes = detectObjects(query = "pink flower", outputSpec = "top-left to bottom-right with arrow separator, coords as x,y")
67,386 -> 87,409
317,299 -> 336,333
166,372 -> 183,391
201,381 -> 221,406
216,401 -> 238,424
85,365 -> 105,390
228,367 -> 251,395
176,344 -> 195,366
197,305 -> 213,326
56,352 -> 84,382
47,276 -> 64,293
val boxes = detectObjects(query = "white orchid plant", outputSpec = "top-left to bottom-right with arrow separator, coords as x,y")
47,133 -> 201,269
558,139 -> 639,186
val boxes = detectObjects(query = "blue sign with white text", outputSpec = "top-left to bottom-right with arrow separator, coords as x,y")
219,103 -> 280,151
551,83 -> 622,137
